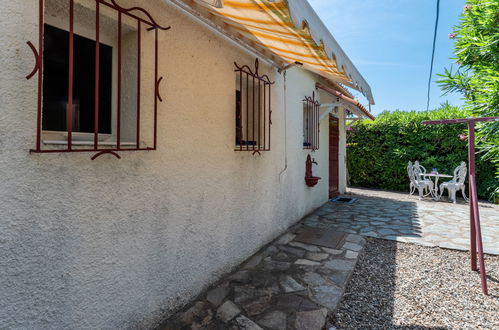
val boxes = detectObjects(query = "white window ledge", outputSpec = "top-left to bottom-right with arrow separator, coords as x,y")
43,140 -> 137,147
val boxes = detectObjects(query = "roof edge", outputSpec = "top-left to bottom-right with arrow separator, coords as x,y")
316,83 -> 375,120
286,0 -> 374,105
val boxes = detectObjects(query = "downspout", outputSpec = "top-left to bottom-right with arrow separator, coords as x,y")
278,62 -> 303,182
278,71 -> 288,182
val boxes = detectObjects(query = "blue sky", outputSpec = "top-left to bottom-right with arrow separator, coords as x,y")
308,0 -> 467,115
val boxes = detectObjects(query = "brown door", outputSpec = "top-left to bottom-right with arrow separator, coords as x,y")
329,115 -> 339,198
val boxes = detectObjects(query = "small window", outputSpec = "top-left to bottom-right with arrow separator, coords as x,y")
303,91 -> 320,150
43,24 -> 112,134
234,59 -> 274,154
27,0 -> 170,159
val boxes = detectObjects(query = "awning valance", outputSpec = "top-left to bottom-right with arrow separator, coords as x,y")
173,0 -> 374,105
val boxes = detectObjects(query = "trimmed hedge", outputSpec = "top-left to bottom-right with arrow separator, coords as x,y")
346,105 -> 498,200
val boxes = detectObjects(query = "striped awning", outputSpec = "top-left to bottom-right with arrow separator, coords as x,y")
173,0 -> 374,105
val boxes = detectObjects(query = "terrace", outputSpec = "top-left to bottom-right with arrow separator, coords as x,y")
161,188 -> 499,329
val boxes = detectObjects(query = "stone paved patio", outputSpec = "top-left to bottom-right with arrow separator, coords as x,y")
160,226 -> 366,330
160,188 -> 498,329
309,188 -> 499,255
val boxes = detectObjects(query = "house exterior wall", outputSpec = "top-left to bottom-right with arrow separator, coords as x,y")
0,0 -> 341,329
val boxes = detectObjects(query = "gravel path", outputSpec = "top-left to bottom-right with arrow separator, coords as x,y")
330,238 -> 499,329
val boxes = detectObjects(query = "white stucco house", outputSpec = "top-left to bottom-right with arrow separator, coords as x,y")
0,0 -> 374,328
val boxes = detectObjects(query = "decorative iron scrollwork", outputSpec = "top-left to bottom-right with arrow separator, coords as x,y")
26,41 -> 41,80
109,0 -> 171,30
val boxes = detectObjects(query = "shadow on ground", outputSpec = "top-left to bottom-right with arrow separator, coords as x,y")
306,195 -> 422,240
310,188 -> 499,255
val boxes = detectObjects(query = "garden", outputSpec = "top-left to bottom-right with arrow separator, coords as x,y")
346,104 -> 498,201
347,0 -> 498,202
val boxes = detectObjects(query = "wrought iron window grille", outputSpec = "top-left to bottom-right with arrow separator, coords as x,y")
235,58 -> 274,155
303,91 -> 320,151
26,0 -> 170,160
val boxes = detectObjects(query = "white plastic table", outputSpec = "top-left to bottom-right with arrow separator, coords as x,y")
420,173 -> 453,200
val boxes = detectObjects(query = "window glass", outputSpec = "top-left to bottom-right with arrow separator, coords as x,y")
43,24 -> 112,133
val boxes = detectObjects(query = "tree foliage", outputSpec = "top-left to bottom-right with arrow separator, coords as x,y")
437,0 -> 499,197
347,104 -> 497,200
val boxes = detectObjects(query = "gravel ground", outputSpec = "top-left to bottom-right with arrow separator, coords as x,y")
330,238 -> 499,329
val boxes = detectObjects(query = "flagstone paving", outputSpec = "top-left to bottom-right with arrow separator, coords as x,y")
160,188 -> 498,329
160,227 -> 366,330
308,188 -> 499,255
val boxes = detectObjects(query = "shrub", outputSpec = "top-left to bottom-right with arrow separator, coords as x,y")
347,104 -> 498,200
438,0 -> 499,199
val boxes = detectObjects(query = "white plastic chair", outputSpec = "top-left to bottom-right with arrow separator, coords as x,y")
413,161 -> 434,188
407,161 -> 433,200
439,161 -> 468,203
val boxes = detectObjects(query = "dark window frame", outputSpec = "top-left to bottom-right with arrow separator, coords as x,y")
234,58 -> 274,155
303,91 -> 320,151
26,0 -> 170,160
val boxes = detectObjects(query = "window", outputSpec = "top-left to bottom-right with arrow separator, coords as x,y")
303,91 -> 320,150
235,59 -> 274,154
27,0 -> 170,159
43,24 -> 112,134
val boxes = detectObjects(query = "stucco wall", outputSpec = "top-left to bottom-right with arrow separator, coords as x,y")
0,0 -> 332,329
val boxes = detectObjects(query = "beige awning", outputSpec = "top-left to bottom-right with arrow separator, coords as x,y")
172,0 -> 374,105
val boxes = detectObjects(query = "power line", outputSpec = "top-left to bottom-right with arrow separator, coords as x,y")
427,0 -> 440,111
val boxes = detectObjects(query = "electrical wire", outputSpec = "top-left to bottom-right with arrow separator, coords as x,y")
426,0 -> 440,111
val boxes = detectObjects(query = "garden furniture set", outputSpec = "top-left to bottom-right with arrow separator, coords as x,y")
407,161 -> 468,203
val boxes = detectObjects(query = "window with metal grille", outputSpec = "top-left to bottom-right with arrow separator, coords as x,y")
303,91 -> 320,150
26,0 -> 170,159
235,59 -> 274,154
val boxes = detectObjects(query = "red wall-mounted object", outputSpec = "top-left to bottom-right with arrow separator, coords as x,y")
305,154 -> 321,187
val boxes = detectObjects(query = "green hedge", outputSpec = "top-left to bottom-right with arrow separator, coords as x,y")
346,105 -> 498,200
